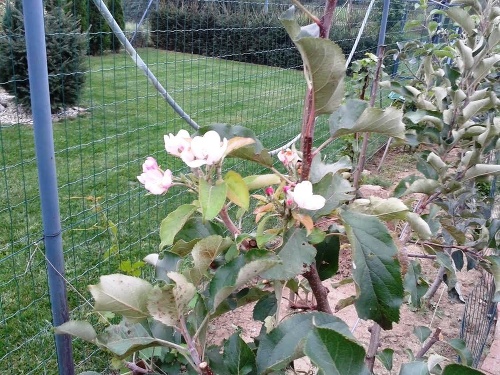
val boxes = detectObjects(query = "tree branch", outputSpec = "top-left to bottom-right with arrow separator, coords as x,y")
302,264 -> 332,314
416,328 -> 442,358
365,323 -> 381,372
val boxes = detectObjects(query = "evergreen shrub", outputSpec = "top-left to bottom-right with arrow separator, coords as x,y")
0,0 -> 86,112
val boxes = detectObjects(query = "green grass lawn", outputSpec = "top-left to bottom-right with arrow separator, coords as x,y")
0,47 -> 311,373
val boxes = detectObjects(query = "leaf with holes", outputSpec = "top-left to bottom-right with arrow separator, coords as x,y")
147,272 -> 196,327
341,210 -> 403,330
89,274 -> 153,322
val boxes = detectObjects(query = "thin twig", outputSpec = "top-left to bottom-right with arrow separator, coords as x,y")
365,323 -> 381,372
416,327 -> 442,358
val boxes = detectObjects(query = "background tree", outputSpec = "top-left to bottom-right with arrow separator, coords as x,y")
108,0 -> 125,53
0,0 -> 86,112
89,0 -> 111,55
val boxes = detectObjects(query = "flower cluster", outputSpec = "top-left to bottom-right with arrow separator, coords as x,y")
286,181 -> 325,210
137,157 -> 173,195
164,130 -> 228,168
138,130 -> 228,194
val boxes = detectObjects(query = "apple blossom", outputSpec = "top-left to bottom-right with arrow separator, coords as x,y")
181,130 -> 228,168
278,148 -> 300,167
137,157 -> 173,195
164,129 -> 191,157
288,181 -> 325,210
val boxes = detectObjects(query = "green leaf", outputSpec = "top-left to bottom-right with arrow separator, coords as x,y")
393,175 -> 422,198
159,204 -> 197,249
464,164 -> 500,181
405,178 -> 441,195
328,99 -> 369,136
446,7 -> 475,35
223,333 -> 257,375
315,235 -> 340,281
413,326 -> 432,343
447,338 -> 473,366
96,321 -> 166,358
190,235 -> 233,284
199,179 -> 227,221
406,212 -> 432,240
399,361 -> 429,375
376,348 -> 394,372
253,293 -> 278,322
255,312 -> 354,374
243,174 -> 281,190
442,364 -> 486,375
451,250 -> 465,271
341,210 -> 403,330
483,255 -> 500,302
404,261 -> 429,308
155,251 -> 183,283
350,197 -> 410,221
213,287 -> 270,318
174,217 -> 223,243
208,250 -> 280,312
260,227 -> 316,281
310,154 -> 352,184
89,274 -> 153,322
329,106 -> 406,140
313,173 -> 354,217
280,7 -> 345,115
224,171 -> 250,210
304,326 -> 370,375
55,321 -> 97,343
147,272 -> 196,327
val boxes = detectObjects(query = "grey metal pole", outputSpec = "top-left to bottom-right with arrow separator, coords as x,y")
377,0 -> 391,56
22,1 -> 74,374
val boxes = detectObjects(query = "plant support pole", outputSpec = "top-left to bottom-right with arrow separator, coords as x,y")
22,2 -> 74,374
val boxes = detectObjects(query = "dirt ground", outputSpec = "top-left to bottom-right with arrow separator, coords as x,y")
208,146 -> 490,374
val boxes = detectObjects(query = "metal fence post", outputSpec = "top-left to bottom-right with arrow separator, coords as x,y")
21,1 -> 75,374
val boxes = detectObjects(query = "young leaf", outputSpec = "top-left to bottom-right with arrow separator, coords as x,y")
159,204 -> 198,249
393,175 -> 422,197
447,338 -> 473,366
280,6 -> 345,115
89,274 -> 153,322
446,7 -> 475,35
404,261 -> 429,308
224,171 -> 250,210
243,174 -> 281,190
253,293 -> 278,322
147,272 -> 196,327
55,321 -> 97,343
199,179 -> 227,221
463,164 -> 500,181
174,217 -> 223,243
315,235 -> 340,281
483,255 -> 500,302
341,210 -> 403,330
329,106 -> 406,140
451,250 -> 465,271
350,197 -> 410,221
313,173 -> 354,217
310,154 -> 352,184
376,348 -> 394,372
413,326 -> 432,343
406,212 -> 432,240
208,250 -> 280,312
304,326 -> 370,375
328,99 -> 369,136
399,361 -> 429,375
260,227 -> 316,281
223,332 -> 257,375
255,312 -> 354,374
442,364 -> 486,375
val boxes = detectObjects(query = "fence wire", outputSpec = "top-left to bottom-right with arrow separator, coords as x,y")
0,0 -> 426,373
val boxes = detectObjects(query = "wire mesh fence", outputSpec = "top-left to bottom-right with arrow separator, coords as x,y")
0,0 -> 433,373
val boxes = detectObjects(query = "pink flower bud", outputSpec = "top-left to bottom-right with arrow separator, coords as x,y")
265,186 -> 274,196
